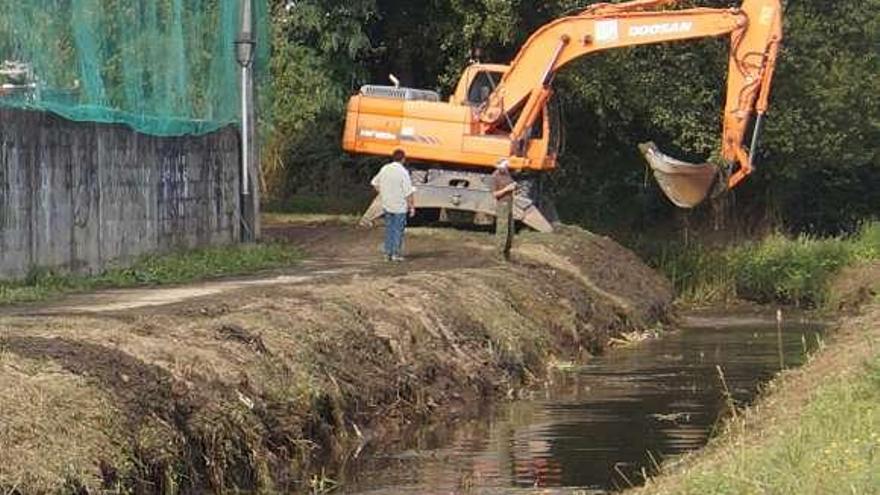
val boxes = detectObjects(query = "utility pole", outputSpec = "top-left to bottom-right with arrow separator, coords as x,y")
236,0 -> 260,242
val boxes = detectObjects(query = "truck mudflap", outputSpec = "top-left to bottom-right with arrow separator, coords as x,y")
639,142 -> 721,208
360,167 -> 555,233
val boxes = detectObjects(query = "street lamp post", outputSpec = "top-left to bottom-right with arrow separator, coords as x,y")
235,0 -> 259,242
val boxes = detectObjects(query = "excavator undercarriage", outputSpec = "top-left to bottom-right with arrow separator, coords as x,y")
361,167 -> 557,232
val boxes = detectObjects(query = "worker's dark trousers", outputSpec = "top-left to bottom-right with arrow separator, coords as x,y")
495,197 -> 514,260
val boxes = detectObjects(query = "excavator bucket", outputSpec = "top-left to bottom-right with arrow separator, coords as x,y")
639,142 -> 720,208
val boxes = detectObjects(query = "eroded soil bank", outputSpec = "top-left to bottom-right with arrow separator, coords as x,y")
0,221 -> 672,493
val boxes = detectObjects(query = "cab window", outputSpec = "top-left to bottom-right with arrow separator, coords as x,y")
467,71 -> 503,105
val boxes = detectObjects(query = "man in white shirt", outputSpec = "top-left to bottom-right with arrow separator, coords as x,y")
370,149 -> 415,262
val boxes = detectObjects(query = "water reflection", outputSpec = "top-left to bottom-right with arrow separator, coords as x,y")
339,312 -> 825,494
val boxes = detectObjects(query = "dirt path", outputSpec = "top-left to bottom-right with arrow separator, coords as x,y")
16,266 -> 361,314
9,222 -> 502,316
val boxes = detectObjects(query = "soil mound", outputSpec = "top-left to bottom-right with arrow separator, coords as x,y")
827,261 -> 880,312
0,222 -> 671,493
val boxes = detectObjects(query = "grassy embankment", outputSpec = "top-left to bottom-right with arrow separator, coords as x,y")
630,222 -> 880,494
635,299 -> 880,495
638,221 -> 880,308
0,243 -> 303,305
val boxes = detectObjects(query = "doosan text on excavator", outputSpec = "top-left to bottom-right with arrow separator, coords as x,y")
342,0 -> 783,231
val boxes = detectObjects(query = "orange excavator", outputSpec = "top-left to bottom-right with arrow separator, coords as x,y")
342,0 -> 783,231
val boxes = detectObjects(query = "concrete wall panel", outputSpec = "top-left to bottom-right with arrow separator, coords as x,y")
0,108 -> 241,279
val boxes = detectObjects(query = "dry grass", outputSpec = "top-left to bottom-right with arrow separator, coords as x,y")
826,261 -> 880,312
0,352 -> 131,492
261,212 -> 360,226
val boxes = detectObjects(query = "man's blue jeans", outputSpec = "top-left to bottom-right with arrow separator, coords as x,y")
384,211 -> 407,257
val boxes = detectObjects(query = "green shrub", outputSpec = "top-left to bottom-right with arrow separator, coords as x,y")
852,221 -> 880,261
649,243 -> 736,305
644,221 -> 879,307
730,234 -> 853,306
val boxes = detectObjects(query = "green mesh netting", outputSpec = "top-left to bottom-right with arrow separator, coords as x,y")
0,0 -> 269,136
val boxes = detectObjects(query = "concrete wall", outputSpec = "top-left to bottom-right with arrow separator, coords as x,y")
0,108 -> 241,279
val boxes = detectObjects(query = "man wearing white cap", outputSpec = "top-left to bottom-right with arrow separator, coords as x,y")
491,158 -> 517,260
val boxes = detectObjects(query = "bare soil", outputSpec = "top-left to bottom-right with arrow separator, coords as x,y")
827,260 -> 880,312
0,220 -> 672,493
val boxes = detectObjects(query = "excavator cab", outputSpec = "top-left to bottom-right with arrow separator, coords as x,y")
451,64 -> 561,169
451,64 -> 508,107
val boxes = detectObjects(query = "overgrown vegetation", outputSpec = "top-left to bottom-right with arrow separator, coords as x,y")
641,221 -> 880,307
0,243 -> 303,305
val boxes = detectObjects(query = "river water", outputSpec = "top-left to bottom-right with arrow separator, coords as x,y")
333,311 -> 826,494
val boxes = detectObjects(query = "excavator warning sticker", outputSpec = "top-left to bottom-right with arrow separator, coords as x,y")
359,129 -> 397,141
760,6 -> 775,25
595,20 -> 620,43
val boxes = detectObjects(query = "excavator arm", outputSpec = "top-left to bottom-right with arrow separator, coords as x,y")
480,0 -> 783,206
